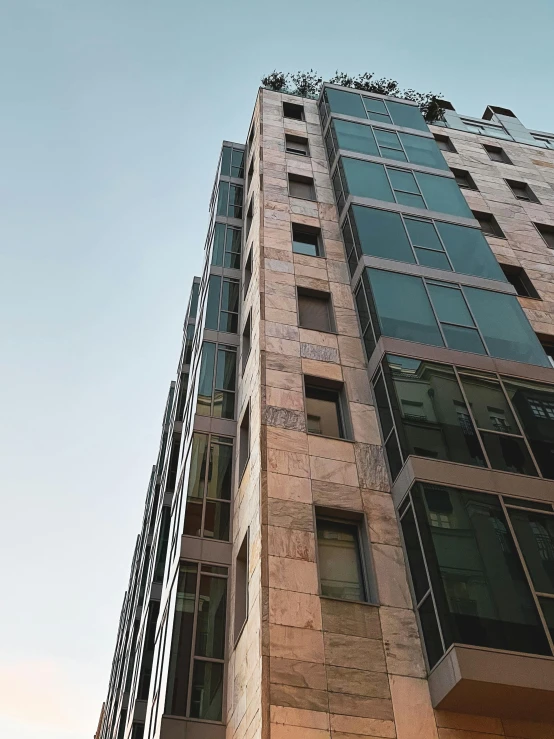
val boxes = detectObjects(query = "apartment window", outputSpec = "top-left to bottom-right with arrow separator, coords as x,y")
288,173 -> 316,200
131,725 -> 144,739
483,143 -> 512,164
283,102 -> 304,120
205,275 -> 240,334
184,323 -> 194,364
242,312 -> 251,373
153,508 -> 171,581
165,561 -> 228,721
243,249 -> 252,295
137,601 -> 160,699
183,432 -> 232,541
534,223 -> 554,250
216,181 -> 243,219
175,372 -> 189,421
538,334 -> 554,368
472,210 -> 505,238
234,532 -> 248,642
434,134 -> 456,153
506,179 -> 539,203
247,156 -> 254,185
211,223 -> 241,270
220,145 -> 245,179
292,223 -> 321,257
285,134 -> 309,157
316,514 -> 367,602
451,168 -> 478,191
297,287 -> 334,332
323,88 -> 427,132
165,435 -> 181,493
239,403 -> 250,480
246,198 -> 253,237
500,264 -> 540,298
196,342 -> 237,419
305,378 -> 347,439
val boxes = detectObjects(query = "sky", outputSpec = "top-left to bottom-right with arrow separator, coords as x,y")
0,0 -> 553,737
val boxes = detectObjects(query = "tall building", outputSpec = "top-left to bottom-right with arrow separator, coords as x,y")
96,83 -> 554,739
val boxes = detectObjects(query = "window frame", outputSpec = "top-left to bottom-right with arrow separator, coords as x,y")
433,134 -> 457,153
304,376 -> 350,440
288,172 -> 316,201
196,342 -> 237,420
499,264 -> 540,299
216,180 -> 244,219
238,402 -> 250,481
283,102 -> 304,121
472,210 -> 506,238
505,179 -> 540,204
285,133 -> 310,157
292,222 -> 323,257
483,143 -> 513,164
450,168 -> 478,191
205,274 -> 240,334
234,530 -> 249,644
297,286 -> 335,333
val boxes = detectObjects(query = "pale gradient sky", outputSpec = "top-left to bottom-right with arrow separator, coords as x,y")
0,1 -> 553,737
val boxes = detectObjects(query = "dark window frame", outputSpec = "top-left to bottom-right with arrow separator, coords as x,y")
505,179 -> 540,204
304,376 -> 350,440
472,210 -> 506,238
297,286 -> 335,333
283,102 -> 304,121
483,143 -> 513,164
434,134 -> 457,153
285,133 -> 310,157
288,172 -> 316,201
499,264 -> 540,299
450,168 -> 478,191
292,222 -> 323,257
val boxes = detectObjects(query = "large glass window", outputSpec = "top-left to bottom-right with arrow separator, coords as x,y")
316,516 -> 367,602
216,181 -> 243,219
183,433 -> 232,542
324,89 -> 428,131
220,146 -> 244,178
205,275 -> 240,333
211,223 -> 241,269
165,562 -> 227,721
196,342 -> 237,419
400,484 -> 554,669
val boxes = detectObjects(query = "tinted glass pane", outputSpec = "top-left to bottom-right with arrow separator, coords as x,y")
441,325 -> 486,354
231,148 -> 244,178
480,432 -> 538,476
387,355 -> 485,467
373,373 -> 393,438
204,500 -> 231,541
464,288 -> 550,366
327,88 -> 367,118
317,519 -> 365,601
305,387 -> 342,438
405,218 -> 443,250
381,147 -> 407,162
400,505 -> 429,602
389,169 -> 419,194
154,509 -> 171,581
436,222 -> 506,281
190,661 -> 224,721
215,348 -> 236,391
334,119 -> 379,156
354,283 -> 370,333
197,343 -> 216,416
364,97 -> 388,115
293,231 -> 319,256
183,500 -> 203,537
342,158 -> 394,203
419,593 -> 445,668
385,433 -> 403,479
225,227 -> 242,269
219,311 -> 238,334
417,173 -> 472,217
459,372 -> 518,433
396,192 -> 426,208
211,223 -> 225,266
414,248 -> 451,271
351,205 -> 414,263
387,100 -> 428,131
195,574 -> 227,658
509,510 -> 554,594
221,280 -> 239,313
503,378 -> 554,480
400,133 -> 448,170
205,275 -> 221,331
427,283 -> 474,326
208,440 -> 233,500
368,270 -> 444,347
415,485 -> 550,656
220,146 -> 232,177
216,181 -> 229,216
187,434 -> 208,499
374,128 -> 402,149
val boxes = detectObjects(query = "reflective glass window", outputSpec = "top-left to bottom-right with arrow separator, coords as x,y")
387,100 -> 428,131
326,88 -> 367,118
374,128 -> 406,161
211,223 -> 241,269
316,517 -> 366,601
509,509 -> 554,595
389,169 -> 425,208
342,158 -> 394,202
333,120 -> 379,156
351,205 -> 414,263
435,222 -> 506,281
363,97 -> 391,124
400,133 -> 449,170
416,173 -> 473,217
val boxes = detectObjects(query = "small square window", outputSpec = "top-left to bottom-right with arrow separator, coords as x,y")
472,210 -> 505,238
505,179 -> 539,203
305,378 -> 347,439
285,134 -> 310,157
298,288 -> 334,332
316,514 -> 368,602
292,223 -> 322,257
500,264 -> 540,299
535,223 -> 554,249
434,134 -> 456,153
288,173 -> 316,200
239,403 -> 250,480
483,144 -> 512,164
451,168 -> 478,191
242,312 -> 251,373
283,102 -> 304,121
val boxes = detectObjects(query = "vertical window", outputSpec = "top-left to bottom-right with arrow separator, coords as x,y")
217,181 -> 243,219
234,532 -> 249,642
426,280 -> 487,355
283,102 -> 304,120
505,179 -> 539,203
243,249 -> 252,296
211,223 -> 242,269
183,433 -> 232,541
451,168 -> 478,191
288,173 -> 316,200
137,601 -> 160,699
316,514 -> 368,602
292,223 -> 322,256
242,312 -> 251,373
196,342 -> 237,419
305,378 -> 347,439
165,435 -> 181,493
220,146 -> 244,178
285,134 -> 309,156
175,373 -> 189,422
499,264 -> 540,298
297,287 -> 334,332
153,508 -> 171,582
239,403 -> 250,480
483,144 -> 512,164
433,134 -> 456,153
472,211 -> 505,238
354,277 -> 376,360
534,223 -> 554,250
184,324 -> 194,364
246,198 -> 253,237
205,275 -> 240,333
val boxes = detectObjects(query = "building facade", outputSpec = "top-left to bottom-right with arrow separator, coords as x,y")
96,83 -> 554,739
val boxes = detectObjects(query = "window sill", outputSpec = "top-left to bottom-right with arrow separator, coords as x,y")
233,618 -> 248,650
307,431 -> 353,443
298,325 -> 338,335
289,194 -> 317,202
320,594 -> 379,608
163,715 -> 225,726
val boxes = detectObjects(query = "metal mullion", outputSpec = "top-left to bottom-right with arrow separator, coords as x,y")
458,285 -> 492,355
415,586 -> 432,610
505,504 -> 554,515
452,366 -> 491,469
376,362 -> 405,467
474,427 -> 526,440
536,591 -> 554,600
420,277 -> 449,349
186,563 -> 203,716
191,655 -> 225,664
500,497 -> 554,656
496,374 -> 543,478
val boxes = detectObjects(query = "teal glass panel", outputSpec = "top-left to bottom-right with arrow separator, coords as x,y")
224,227 -> 242,269
231,148 -> 244,178
189,281 -> 199,318
207,439 -> 233,500
326,88 -> 367,118
363,97 -> 391,124
194,574 -> 227,659
197,343 -> 216,416
416,173 -> 473,217
211,223 -> 225,266
396,192 -> 426,208
216,182 -> 229,216
205,275 -> 221,330
414,248 -> 451,271
187,433 -> 208,499
400,133 -> 449,170
221,279 -> 239,314
342,158 -> 394,203
367,269 -> 444,347
405,219 -> 443,250
190,661 -> 224,720
436,222 -> 506,281
375,128 -> 406,160
334,120 -> 379,156
215,348 -> 236,391
464,288 -> 550,366
389,168 -> 419,193
351,205 -> 414,263
442,325 -> 486,354
220,146 -> 232,177
387,100 -> 428,132
427,283 -> 474,326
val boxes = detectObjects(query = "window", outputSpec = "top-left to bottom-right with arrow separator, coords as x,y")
283,102 -> 304,120
211,223 -> 241,269
183,433 -> 232,541
285,134 -> 309,157
297,287 -> 334,332
534,223 -> 554,249
234,532 -> 248,642
434,134 -> 456,153
316,514 -> 367,602
175,372 -> 189,422
243,249 -> 252,295
500,264 -> 540,298
247,156 -> 254,185
239,403 -> 250,480
205,275 -> 240,333
305,378 -> 347,439
220,145 -> 245,178
288,173 -> 316,200
184,323 -> 194,364
451,168 -> 478,191
246,198 -> 253,237
538,334 -> 554,368
216,181 -> 243,219
426,280 -> 486,355
506,179 -> 539,203
189,280 -> 200,318
292,223 -> 321,257
242,312 -> 251,373
130,725 -> 144,739
196,342 -> 237,419
137,601 -> 160,699
165,562 -> 228,721
472,210 -> 505,238
153,508 -> 171,582
165,435 -> 181,493
483,144 -> 512,164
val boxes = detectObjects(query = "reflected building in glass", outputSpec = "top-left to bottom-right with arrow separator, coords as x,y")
96,87 -> 554,739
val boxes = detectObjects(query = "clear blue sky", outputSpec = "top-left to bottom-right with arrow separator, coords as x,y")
0,1 -> 552,736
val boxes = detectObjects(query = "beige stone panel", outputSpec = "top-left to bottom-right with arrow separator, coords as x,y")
329,714 -> 396,738
438,731 -> 503,739
337,336 -> 366,368
266,336 -> 301,357
334,307 -> 362,338
361,490 -> 401,546
379,607 -> 426,678
267,472 -> 311,504
270,705 -> 329,729
265,292 -> 297,314
268,555 -> 319,594
355,445 -> 390,492
294,263 -> 329,282
269,624 -> 325,663
343,367 -> 373,405
265,308 -> 299,328
501,720 -> 554,739
372,544 -> 412,609
267,448 -> 310,477
267,526 -> 316,561
267,499 -> 314,532
270,657 -> 328,691
266,427 -> 308,454
269,588 -> 322,629
308,435 -> 356,463
266,353 -> 303,373
301,358 -> 343,382
350,403 -> 382,445
295,274 -> 331,293
326,665 -> 390,700
266,386 -> 305,411
270,724 -> 330,739
331,734 -> 392,739
323,632 -> 386,673
270,683 -> 329,713
311,479 -> 363,511
389,675 -> 438,739
322,239 -> 346,261
330,282 -> 354,309
328,693 -> 393,721
309,456 -> 359,487
299,328 -> 339,349
321,598 -> 382,639
326,260 -> 350,285
434,711 -> 503,735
